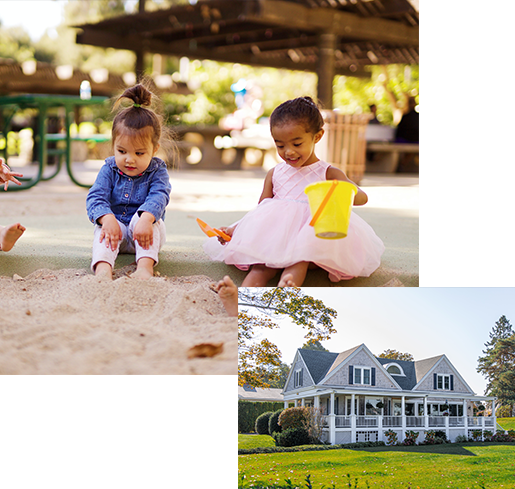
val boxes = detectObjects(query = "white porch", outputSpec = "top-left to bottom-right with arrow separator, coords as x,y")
284,390 -> 497,444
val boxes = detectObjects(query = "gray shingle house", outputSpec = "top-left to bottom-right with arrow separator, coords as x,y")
282,344 -> 497,444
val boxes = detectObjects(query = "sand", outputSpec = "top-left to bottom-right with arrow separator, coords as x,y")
0,266 -> 237,375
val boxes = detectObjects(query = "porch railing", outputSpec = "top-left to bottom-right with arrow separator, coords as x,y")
324,415 -> 495,430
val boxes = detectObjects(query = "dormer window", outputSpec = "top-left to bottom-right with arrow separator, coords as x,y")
384,363 -> 405,376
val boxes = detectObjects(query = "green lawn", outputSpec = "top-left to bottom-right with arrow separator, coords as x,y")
240,434 -> 276,450
239,443 -> 515,488
498,417 -> 515,431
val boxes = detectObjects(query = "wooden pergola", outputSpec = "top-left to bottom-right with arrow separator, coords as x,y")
75,0 -> 419,109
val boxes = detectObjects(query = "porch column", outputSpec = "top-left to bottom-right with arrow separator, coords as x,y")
314,395 -> 320,410
316,33 -> 337,110
284,400 -> 289,409
424,397 -> 429,431
401,396 -> 406,440
329,392 -> 336,445
463,400 -> 468,433
445,413 -> 449,440
351,393 -> 356,443
492,398 -> 497,434
301,398 -> 305,407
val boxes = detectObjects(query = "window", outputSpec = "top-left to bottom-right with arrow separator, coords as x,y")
387,365 -> 402,375
355,367 -> 371,385
294,369 -> 303,388
435,374 -> 452,390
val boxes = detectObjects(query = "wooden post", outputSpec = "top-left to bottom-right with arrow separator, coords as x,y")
317,33 -> 336,110
135,0 -> 147,82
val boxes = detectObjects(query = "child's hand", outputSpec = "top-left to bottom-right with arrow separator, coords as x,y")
0,158 -> 23,190
98,214 -> 122,251
218,225 -> 235,245
133,212 -> 155,250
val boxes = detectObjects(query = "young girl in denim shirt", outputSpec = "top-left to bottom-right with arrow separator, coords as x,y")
86,84 -> 171,280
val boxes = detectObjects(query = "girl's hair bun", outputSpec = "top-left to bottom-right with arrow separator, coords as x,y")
117,84 -> 153,108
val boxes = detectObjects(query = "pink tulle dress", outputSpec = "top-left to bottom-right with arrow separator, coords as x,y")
203,160 -> 385,281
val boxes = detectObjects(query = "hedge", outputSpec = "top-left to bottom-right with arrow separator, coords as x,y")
238,400 -> 285,433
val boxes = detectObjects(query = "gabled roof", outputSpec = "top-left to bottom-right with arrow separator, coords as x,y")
298,348 -> 338,384
414,355 -> 443,382
326,345 -> 361,376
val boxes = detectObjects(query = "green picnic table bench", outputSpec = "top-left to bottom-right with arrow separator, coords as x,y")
0,94 -> 108,191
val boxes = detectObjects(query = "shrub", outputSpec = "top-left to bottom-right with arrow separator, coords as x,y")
384,429 -> 398,446
403,430 -> 420,446
483,430 -> 493,441
279,406 -> 311,431
255,411 -> 273,435
490,432 -> 514,442
238,400 -> 284,433
269,409 -> 284,436
274,427 -> 311,447
454,434 -> 469,443
470,430 -> 483,441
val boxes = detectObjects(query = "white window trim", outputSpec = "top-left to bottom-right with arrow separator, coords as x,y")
294,369 -> 302,388
384,362 -> 405,376
354,366 -> 372,385
436,374 -> 451,390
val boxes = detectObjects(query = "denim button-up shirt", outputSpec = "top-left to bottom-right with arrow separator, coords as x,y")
86,156 -> 171,226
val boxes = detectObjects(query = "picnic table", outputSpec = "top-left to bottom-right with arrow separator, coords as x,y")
0,94 -> 108,191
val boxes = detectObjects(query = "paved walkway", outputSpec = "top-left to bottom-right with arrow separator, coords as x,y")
0,162 -> 418,286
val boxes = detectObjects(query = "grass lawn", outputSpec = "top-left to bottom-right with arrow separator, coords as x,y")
239,443 -> 515,488
240,434 -> 276,450
498,417 -> 515,431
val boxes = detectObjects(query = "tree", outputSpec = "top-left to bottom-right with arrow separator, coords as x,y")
301,339 -> 328,351
378,349 -> 414,361
477,316 -> 515,407
238,288 -> 337,388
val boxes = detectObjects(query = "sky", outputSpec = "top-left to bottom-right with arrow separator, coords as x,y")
0,0 -> 515,41
243,287 -> 515,396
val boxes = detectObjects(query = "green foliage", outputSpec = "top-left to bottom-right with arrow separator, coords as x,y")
470,429 -> 483,441
378,349 -> 414,361
384,429 -> 398,446
454,434 -> 469,443
238,288 -> 337,387
269,409 -> 284,436
301,339 -> 328,351
278,407 -> 311,431
255,411 -> 274,435
238,400 -> 284,434
403,430 -> 419,446
489,432 -> 514,442
273,427 -> 311,447
477,316 -> 515,404
496,404 -> 514,417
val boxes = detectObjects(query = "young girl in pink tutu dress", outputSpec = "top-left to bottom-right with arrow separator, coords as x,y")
203,97 -> 384,286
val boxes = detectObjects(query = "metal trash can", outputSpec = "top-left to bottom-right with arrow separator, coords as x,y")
317,111 -> 371,185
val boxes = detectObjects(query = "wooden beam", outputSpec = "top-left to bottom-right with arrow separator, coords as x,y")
253,0 -> 418,45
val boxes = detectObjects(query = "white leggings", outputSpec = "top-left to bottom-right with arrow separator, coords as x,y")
91,213 -> 166,272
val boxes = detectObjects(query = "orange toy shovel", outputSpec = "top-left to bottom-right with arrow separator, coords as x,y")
196,218 -> 232,242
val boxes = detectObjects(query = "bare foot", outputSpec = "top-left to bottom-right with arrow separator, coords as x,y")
95,262 -> 113,281
0,223 -> 25,252
131,268 -> 154,280
278,273 -> 296,287
215,275 -> 238,317
131,257 -> 154,280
